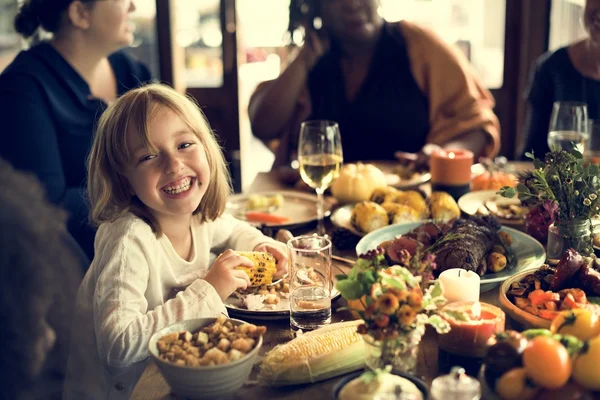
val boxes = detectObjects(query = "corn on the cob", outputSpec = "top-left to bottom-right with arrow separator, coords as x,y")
394,190 -> 429,218
258,320 -> 366,386
369,186 -> 398,204
351,201 -> 388,233
429,191 -> 460,222
234,251 -> 277,286
381,202 -> 421,225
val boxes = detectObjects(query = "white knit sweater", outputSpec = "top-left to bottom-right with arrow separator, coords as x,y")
63,212 -> 272,400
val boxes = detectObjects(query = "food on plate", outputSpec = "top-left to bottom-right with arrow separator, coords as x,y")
350,201 -> 389,234
338,370 -> 423,400
234,251 -> 277,286
594,232 -> 600,248
369,186 -> 398,204
245,193 -> 284,210
380,202 -> 421,225
471,170 -> 517,191
482,199 -> 527,220
156,316 -> 266,367
331,163 -> 387,204
379,215 -> 512,276
393,164 -> 422,181
487,252 -> 508,273
244,211 -> 290,225
232,278 -> 291,311
258,320 -> 365,386
429,191 -> 461,221
506,249 -> 600,320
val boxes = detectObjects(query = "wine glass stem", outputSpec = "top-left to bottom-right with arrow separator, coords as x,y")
316,188 -> 326,236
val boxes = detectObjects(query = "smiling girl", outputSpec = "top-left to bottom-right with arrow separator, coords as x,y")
63,83 -> 288,399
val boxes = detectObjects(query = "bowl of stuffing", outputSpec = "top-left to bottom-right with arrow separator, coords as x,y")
148,316 -> 265,399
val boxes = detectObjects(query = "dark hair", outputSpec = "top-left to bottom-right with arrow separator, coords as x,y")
14,0 -> 93,39
0,158 -> 82,399
288,0 -> 321,45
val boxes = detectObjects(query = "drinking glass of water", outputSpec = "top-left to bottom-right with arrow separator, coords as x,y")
548,101 -> 589,154
298,120 -> 343,236
287,235 -> 332,332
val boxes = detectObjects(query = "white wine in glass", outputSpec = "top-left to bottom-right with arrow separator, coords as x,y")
548,101 -> 589,154
298,121 -> 343,236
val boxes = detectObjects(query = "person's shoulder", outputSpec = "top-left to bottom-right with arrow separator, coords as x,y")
533,46 -> 570,72
395,20 -> 445,47
0,44 -> 54,89
96,212 -> 156,249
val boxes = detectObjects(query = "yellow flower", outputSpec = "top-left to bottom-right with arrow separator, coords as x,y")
408,287 -> 423,308
397,304 -> 417,326
375,293 -> 400,315
388,288 -> 409,303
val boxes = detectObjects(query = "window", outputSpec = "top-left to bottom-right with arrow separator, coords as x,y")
549,0 -> 586,51
122,0 -> 160,79
0,0 -> 20,72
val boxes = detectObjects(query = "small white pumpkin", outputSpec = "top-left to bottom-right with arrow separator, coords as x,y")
331,163 -> 388,204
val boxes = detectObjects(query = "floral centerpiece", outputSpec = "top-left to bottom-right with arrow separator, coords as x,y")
499,148 -> 600,256
335,248 -> 451,373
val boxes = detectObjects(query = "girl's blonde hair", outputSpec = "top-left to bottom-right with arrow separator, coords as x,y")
87,83 -> 232,235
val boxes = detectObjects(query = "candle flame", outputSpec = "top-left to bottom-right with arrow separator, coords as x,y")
471,302 -> 481,319
448,152 -> 456,159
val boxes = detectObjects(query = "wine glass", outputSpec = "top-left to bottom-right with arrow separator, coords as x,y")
297,120 -> 343,236
548,101 -> 589,154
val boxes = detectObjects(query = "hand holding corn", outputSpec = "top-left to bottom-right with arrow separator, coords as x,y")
253,241 -> 289,279
204,249 -> 252,301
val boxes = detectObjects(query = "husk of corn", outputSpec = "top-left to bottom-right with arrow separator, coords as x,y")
234,251 -> 277,285
257,320 -> 366,386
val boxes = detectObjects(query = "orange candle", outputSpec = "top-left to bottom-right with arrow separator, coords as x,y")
430,148 -> 474,186
438,301 -> 505,358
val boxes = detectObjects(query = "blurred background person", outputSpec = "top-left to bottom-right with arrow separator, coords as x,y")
0,0 -> 152,260
248,0 -> 500,170
520,0 -> 600,159
0,158 -> 84,400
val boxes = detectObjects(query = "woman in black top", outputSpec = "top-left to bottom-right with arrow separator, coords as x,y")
0,0 -> 151,259
521,0 -> 600,159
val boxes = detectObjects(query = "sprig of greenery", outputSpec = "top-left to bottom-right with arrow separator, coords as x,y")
499,149 -> 600,222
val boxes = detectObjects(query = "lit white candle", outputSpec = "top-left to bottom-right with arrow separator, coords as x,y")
438,268 -> 480,303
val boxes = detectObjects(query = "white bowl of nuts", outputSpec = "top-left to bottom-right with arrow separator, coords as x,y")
148,316 -> 265,399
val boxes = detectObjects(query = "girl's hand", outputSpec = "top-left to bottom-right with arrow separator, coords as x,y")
253,241 -> 289,279
204,249 -> 252,301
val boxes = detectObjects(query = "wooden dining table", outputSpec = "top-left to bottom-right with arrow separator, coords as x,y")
131,171 -> 516,400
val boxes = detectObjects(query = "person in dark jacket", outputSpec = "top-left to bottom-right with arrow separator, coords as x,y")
520,0 -> 600,159
0,0 -> 151,259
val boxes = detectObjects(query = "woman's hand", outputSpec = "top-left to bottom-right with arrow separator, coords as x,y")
298,31 -> 329,72
204,249 -> 252,301
253,241 -> 289,279
395,144 -> 441,172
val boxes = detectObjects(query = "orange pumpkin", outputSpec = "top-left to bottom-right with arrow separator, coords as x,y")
472,171 -> 517,191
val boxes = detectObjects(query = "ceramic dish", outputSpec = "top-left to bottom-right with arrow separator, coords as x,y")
331,369 -> 430,400
498,268 -> 552,329
330,204 -> 363,236
458,190 -> 526,228
355,221 -> 546,292
148,318 -> 262,399
226,190 -> 332,229
225,284 -> 341,321
367,160 -> 431,189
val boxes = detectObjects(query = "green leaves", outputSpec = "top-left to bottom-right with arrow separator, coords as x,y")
426,314 -> 451,334
335,279 -> 363,300
440,309 -> 469,322
498,186 -> 517,198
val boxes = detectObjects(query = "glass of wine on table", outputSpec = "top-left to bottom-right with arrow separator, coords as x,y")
297,120 -> 344,236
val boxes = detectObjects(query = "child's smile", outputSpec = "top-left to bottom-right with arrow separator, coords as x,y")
161,176 -> 196,197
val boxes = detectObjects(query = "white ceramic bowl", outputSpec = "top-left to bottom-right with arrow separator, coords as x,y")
148,317 -> 262,399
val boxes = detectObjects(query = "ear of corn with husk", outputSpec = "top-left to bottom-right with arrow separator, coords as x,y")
234,251 -> 277,286
257,320 -> 366,386
429,191 -> 460,222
